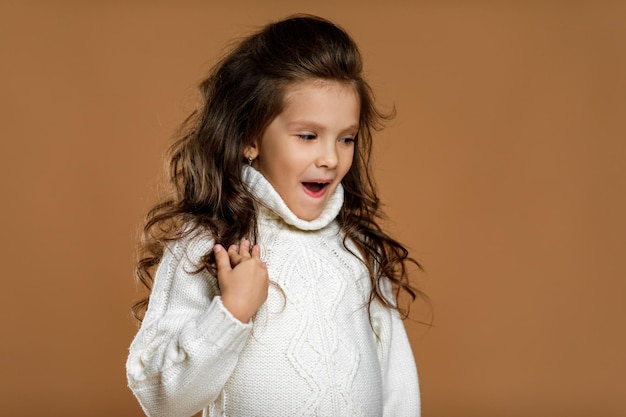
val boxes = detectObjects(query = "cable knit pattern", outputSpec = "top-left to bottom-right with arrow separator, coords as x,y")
127,166 -> 420,417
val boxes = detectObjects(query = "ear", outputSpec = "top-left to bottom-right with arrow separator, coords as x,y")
244,139 -> 259,160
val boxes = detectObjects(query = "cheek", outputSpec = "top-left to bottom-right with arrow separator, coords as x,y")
339,148 -> 355,174
262,145 -> 293,171
277,148 -> 311,170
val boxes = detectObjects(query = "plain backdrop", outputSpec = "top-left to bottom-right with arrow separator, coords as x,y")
1,1 -> 625,416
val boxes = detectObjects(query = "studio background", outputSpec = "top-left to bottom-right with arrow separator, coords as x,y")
1,1 -> 624,416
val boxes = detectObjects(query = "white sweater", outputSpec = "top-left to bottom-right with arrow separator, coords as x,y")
126,166 -> 420,417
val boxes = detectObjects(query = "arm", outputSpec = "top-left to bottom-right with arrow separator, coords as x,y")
371,280 -> 421,417
126,237 -> 259,417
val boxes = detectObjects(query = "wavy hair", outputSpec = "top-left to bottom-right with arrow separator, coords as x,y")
133,14 -> 427,322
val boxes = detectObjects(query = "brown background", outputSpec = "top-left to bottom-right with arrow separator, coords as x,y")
1,1 -> 624,416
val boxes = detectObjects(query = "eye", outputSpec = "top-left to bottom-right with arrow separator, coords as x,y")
339,136 -> 356,144
296,133 -> 317,140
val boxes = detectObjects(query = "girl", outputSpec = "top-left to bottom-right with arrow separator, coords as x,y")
127,14 -> 424,417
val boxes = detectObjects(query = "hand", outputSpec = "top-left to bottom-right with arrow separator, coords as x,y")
213,239 -> 269,323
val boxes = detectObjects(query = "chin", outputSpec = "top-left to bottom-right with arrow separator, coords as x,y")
294,208 -> 322,221
296,213 -> 317,221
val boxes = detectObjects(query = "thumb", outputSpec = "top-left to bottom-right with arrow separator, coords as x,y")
213,244 -> 232,274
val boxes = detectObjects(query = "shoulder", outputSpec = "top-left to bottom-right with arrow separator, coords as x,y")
163,228 -> 215,270
144,229 -> 218,322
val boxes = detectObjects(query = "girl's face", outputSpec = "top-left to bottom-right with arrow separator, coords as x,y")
249,79 -> 360,221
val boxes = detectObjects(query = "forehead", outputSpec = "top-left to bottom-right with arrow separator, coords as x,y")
277,79 -> 361,126
283,79 -> 359,104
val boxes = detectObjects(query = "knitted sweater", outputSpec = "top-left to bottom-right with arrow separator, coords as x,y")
126,166 -> 420,417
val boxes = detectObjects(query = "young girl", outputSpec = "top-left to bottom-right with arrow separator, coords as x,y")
127,14 -> 424,417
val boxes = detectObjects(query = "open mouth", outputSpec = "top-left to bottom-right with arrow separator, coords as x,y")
302,181 -> 330,197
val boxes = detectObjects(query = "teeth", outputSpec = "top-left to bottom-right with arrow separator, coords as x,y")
303,182 -> 326,192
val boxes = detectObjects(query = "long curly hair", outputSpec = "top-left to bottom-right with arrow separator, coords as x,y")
133,14 -> 426,322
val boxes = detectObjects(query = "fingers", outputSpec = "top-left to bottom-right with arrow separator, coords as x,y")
251,244 -> 261,259
250,244 -> 267,269
221,239 -> 261,268
215,240 -> 269,323
213,244 -> 232,273
238,239 -> 251,257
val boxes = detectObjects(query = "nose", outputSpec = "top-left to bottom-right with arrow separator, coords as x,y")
315,139 -> 339,169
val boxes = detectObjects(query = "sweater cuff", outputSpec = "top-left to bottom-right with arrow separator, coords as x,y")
195,296 -> 253,353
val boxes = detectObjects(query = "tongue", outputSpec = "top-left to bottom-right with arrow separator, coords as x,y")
303,182 -> 324,192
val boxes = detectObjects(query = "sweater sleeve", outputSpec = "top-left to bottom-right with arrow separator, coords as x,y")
371,280 -> 421,417
126,236 -> 253,417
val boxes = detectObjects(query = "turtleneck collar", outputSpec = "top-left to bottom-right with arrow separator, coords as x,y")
242,165 -> 343,231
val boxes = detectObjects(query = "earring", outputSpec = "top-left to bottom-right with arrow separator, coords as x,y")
247,155 -> 254,165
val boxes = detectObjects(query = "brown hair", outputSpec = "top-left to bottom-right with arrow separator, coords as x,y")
133,14 -> 426,322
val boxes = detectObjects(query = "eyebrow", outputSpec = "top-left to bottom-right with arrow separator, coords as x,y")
286,121 -> 360,132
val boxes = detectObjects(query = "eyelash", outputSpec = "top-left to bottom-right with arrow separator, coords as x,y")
296,134 -> 356,143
